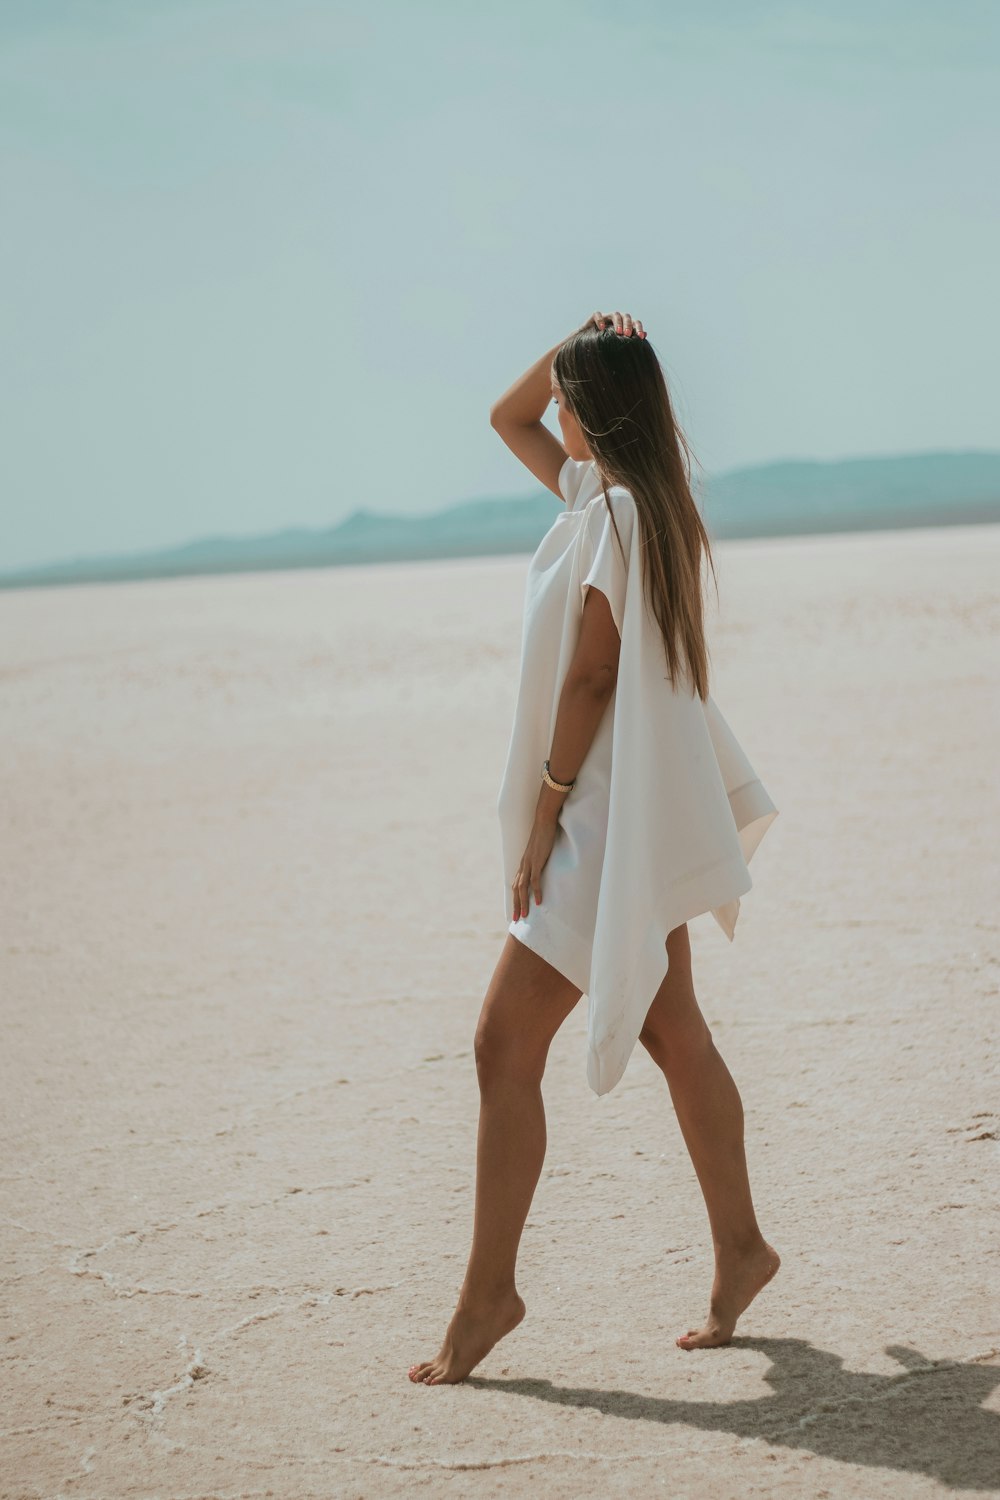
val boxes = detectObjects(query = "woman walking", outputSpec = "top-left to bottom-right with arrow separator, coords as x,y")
408,311 -> 780,1387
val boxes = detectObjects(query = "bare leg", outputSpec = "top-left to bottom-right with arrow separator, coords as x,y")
639,923 -> 780,1349
408,934 -> 582,1385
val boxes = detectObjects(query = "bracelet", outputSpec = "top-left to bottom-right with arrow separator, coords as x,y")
542,759 -> 576,792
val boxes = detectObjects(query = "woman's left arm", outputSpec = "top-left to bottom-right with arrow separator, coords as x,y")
511,586 -> 621,919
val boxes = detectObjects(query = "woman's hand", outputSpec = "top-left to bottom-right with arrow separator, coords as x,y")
582,310 -> 646,339
512,818 -> 559,920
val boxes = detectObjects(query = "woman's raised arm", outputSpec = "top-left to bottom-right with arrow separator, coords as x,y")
489,334 -> 572,500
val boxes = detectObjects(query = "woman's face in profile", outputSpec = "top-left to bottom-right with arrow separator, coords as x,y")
551,374 -> 593,463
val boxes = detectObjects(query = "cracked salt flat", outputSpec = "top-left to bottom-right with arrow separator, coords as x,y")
3,530 -> 999,1497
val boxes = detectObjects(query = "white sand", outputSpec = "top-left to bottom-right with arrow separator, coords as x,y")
2,524 -> 998,1499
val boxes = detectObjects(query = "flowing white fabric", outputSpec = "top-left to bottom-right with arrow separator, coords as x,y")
498,456 -> 779,1097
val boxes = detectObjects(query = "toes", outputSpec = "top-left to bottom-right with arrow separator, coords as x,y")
677,1327 -> 731,1350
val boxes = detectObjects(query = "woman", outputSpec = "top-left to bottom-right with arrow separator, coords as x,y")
409,310 -> 780,1387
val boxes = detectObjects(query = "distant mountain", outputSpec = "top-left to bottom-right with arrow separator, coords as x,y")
703,452 -> 1000,537
2,450 -> 998,591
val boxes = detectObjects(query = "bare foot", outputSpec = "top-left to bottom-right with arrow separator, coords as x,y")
676,1238 -> 781,1350
408,1289 -> 526,1385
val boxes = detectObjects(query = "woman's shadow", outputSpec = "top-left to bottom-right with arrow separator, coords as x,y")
472,1338 -> 999,1489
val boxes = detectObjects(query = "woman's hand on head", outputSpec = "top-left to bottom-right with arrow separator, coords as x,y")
583,310 -> 646,339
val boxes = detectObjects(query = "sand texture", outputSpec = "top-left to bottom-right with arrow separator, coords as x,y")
2,523 -> 999,1499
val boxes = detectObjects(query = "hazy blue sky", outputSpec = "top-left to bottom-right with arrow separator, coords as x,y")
1,1 -> 997,570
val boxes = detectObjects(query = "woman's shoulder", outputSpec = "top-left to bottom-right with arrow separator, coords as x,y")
559,455 -> 605,512
579,485 -> 637,586
583,483 -> 637,529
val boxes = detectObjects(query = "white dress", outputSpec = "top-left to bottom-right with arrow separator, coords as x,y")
497,455 -> 779,1097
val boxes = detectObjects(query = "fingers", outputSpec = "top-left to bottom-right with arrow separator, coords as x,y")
592,311 -> 647,340
511,869 -> 542,920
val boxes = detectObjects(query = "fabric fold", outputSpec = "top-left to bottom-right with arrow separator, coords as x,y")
582,486 -> 779,1096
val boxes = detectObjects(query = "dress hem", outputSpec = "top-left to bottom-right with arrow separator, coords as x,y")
585,841 -> 776,1098
508,905 -> 591,993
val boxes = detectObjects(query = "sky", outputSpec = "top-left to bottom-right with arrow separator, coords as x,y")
1,1 -> 997,571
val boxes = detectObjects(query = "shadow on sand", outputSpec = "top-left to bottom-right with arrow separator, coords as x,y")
472,1338 -> 999,1490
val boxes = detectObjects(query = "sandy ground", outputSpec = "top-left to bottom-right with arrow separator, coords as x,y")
1,522 -> 998,1500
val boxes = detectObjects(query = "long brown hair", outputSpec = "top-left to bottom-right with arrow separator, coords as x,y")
553,324 -> 719,701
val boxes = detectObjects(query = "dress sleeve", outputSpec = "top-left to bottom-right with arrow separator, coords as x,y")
580,493 -> 634,636
558,455 -> 593,510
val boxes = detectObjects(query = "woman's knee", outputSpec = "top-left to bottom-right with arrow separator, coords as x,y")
473,938 -> 579,1091
640,927 -> 711,1071
476,1026 -> 548,1086
639,1007 -> 714,1076
474,1013 -> 547,1092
